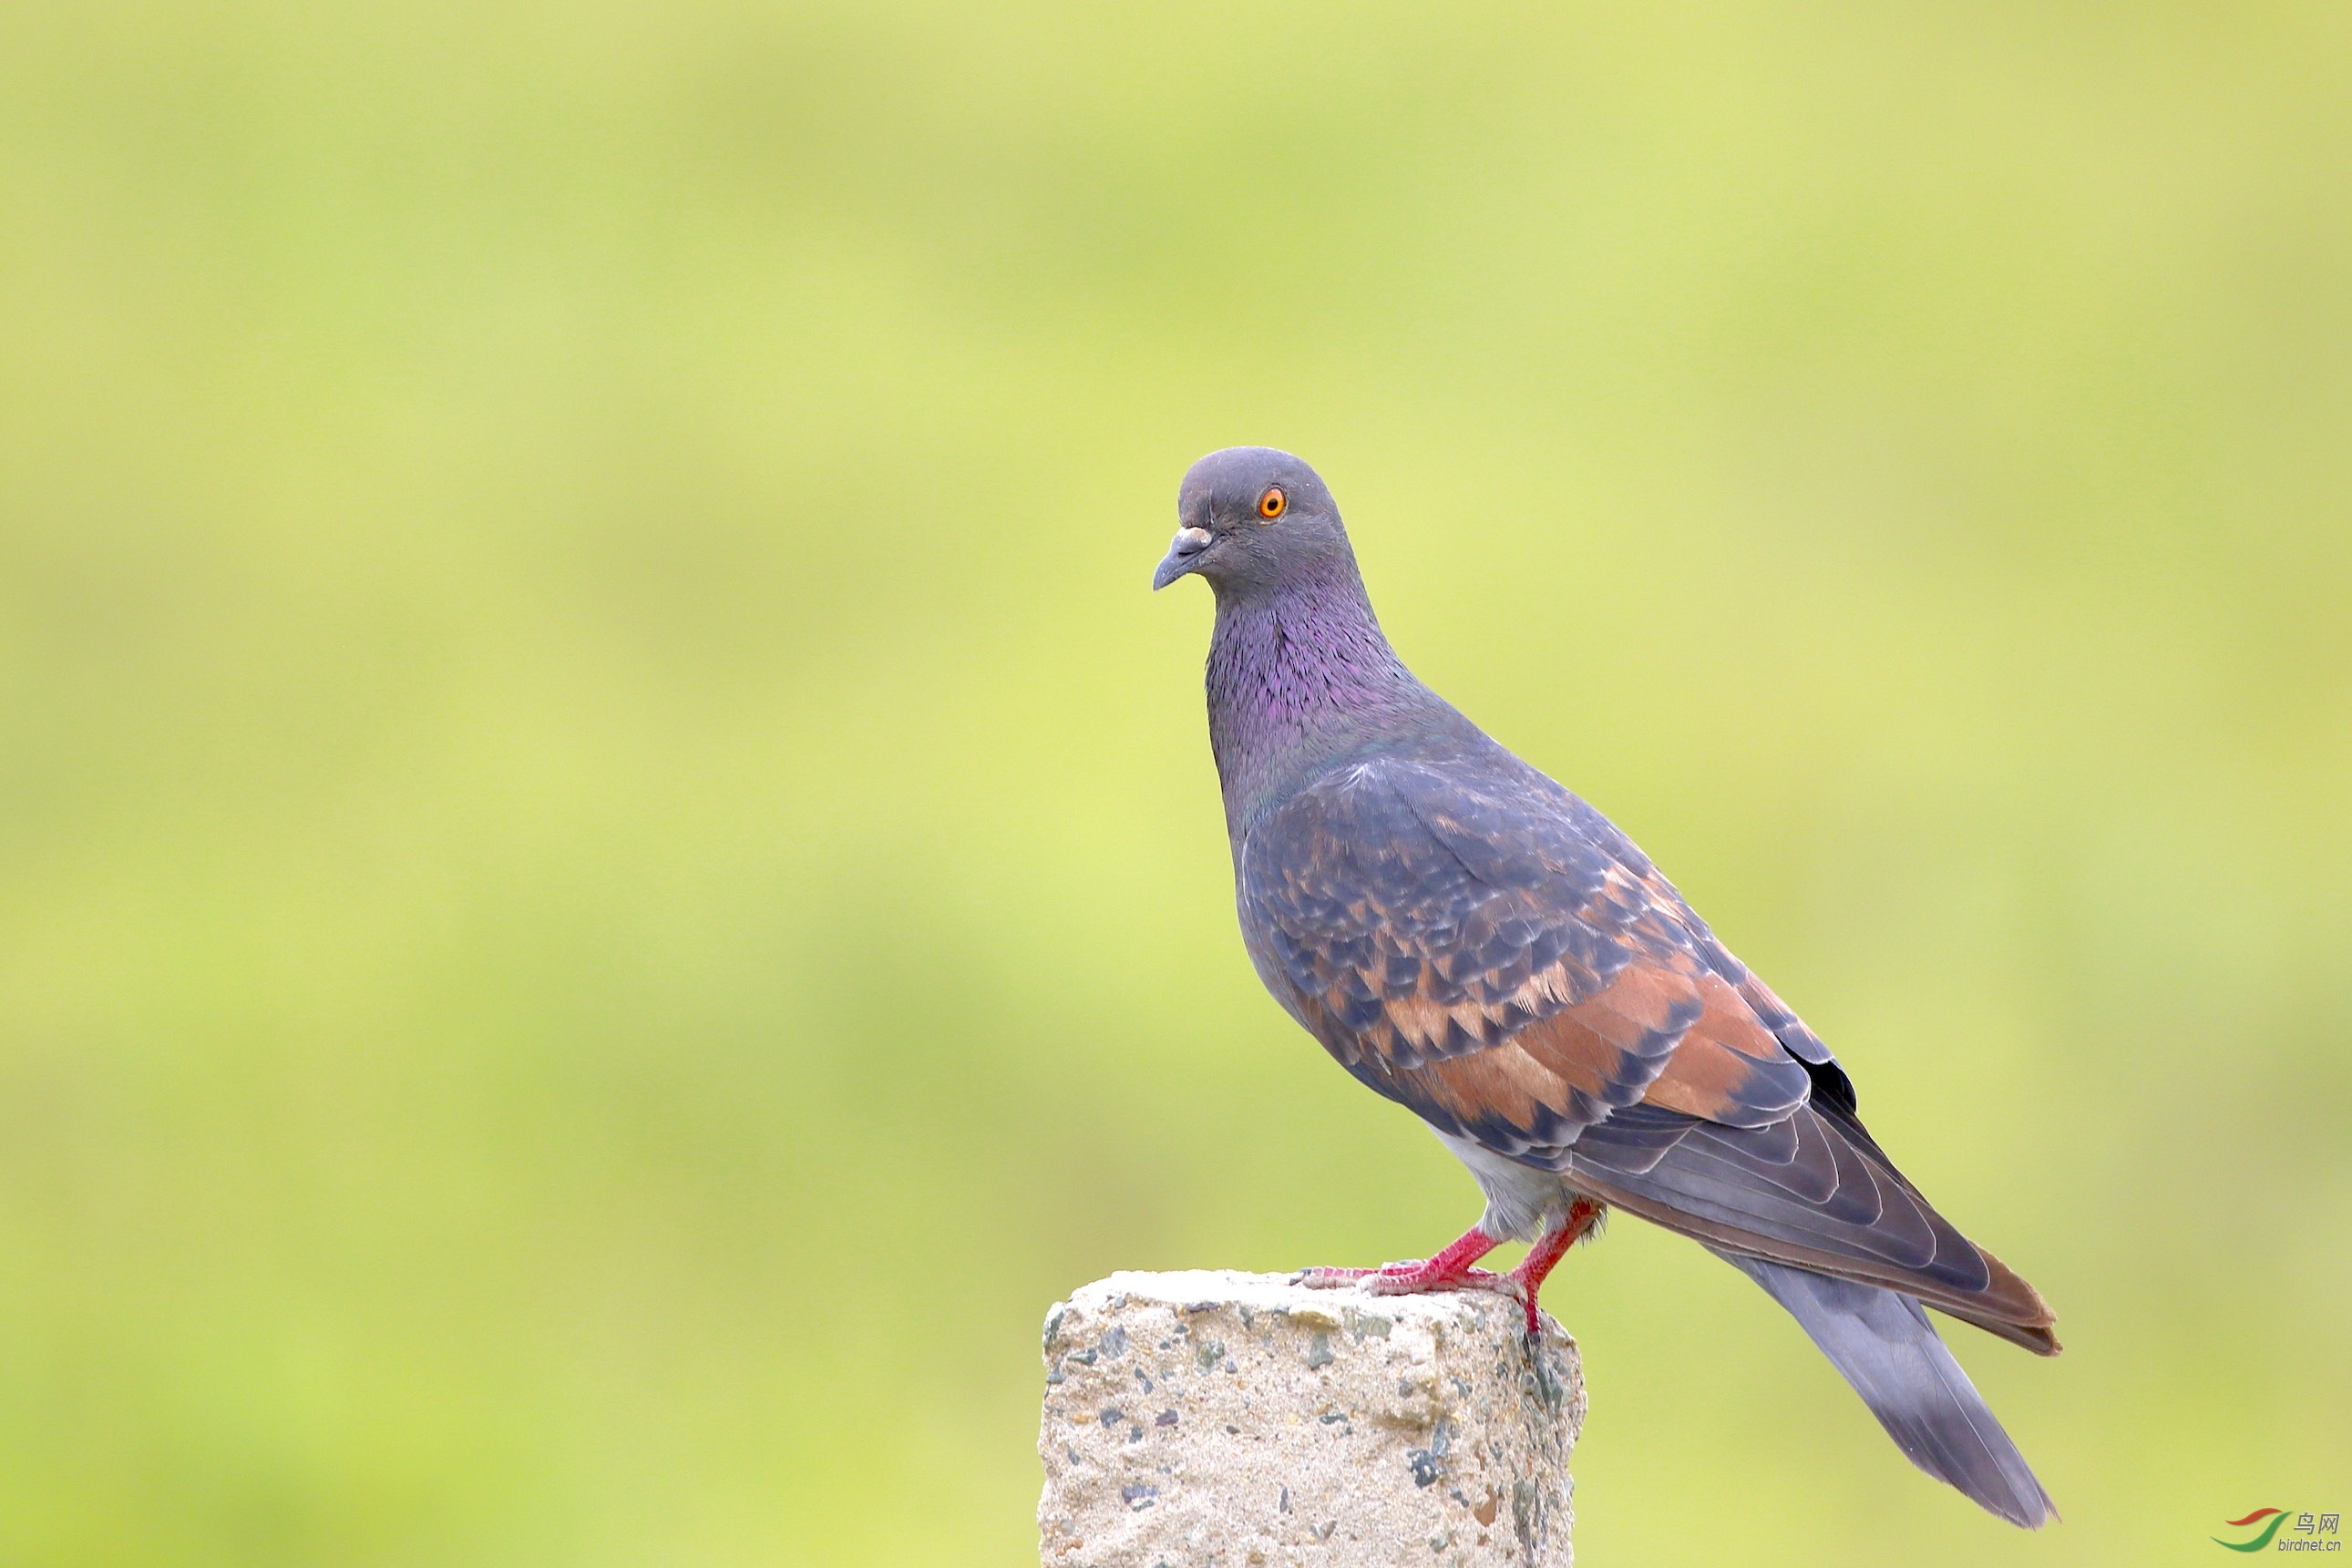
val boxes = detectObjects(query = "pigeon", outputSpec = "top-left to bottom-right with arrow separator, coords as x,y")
1152,446 -> 2059,1528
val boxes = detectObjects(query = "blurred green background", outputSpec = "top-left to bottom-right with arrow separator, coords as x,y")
3,2 -> 2347,1563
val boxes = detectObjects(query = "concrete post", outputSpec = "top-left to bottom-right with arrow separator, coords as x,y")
1038,1270 -> 1582,1567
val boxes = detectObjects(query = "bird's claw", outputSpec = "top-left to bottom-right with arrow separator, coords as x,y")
1366,1266 -> 1520,1299
1292,1261 -> 1522,1299
1292,1266 -> 1374,1289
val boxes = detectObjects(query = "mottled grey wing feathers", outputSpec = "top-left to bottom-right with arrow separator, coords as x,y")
1239,753 -> 2054,1348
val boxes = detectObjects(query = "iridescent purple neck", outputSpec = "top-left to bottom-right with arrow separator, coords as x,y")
1204,559 -> 1433,833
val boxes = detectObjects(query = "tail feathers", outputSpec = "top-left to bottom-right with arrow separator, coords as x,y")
1714,1248 -> 2058,1529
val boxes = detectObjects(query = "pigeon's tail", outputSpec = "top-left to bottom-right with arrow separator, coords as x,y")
1712,1247 -> 2058,1529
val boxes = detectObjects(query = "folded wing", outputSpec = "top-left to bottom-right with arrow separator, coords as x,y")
1239,753 -> 2055,1352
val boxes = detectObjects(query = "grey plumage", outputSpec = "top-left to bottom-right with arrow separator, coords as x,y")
1155,446 -> 2059,1526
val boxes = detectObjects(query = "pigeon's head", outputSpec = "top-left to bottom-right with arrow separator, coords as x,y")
1153,447 -> 1352,597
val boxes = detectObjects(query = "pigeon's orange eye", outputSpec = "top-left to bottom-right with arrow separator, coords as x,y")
1258,487 -> 1287,521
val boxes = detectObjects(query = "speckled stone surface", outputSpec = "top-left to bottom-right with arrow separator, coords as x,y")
1037,1270 -> 1581,1567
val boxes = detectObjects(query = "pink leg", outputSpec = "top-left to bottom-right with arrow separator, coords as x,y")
1511,1197 -> 1604,1337
1296,1224 -> 1510,1296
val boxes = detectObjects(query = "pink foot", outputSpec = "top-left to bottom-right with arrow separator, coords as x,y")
1298,1260 -> 1519,1296
1370,1262 -> 1516,1296
1508,1197 -> 1606,1338
1292,1202 -> 1607,1337
1293,1225 -> 1505,1296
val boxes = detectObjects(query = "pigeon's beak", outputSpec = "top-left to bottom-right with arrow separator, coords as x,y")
1152,527 -> 1213,590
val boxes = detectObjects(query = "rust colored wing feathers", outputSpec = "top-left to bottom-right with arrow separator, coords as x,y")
1239,755 -> 2056,1351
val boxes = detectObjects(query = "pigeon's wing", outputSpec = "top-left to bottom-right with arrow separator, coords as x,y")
1239,756 -> 1814,1143
1239,755 -> 2055,1350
